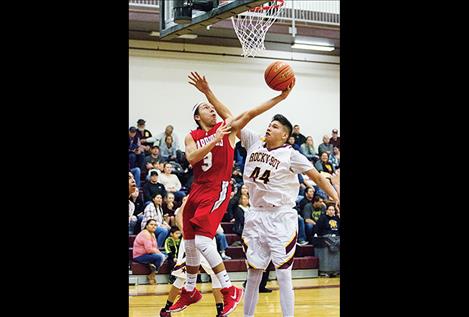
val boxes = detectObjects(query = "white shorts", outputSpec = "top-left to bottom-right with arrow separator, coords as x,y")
171,239 -> 221,288
242,207 -> 298,270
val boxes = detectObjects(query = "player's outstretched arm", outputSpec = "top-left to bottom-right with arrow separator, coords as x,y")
188,71 -> 233,120
184,121 -> 231,165
232,82 -> 294,138
305,168 -> 340,204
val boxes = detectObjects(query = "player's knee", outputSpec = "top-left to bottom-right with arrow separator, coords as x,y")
195,235 -> 222,267
275,268 -> 292,284
185,239 -> 200,266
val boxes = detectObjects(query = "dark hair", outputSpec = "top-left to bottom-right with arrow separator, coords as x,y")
193,105 -> 202,129
169,226 -> 180,234
145,218 -> 157,229
151,191 -> 163,200
313,196 -> 323,203
305,187 -> 315,195
271,114 -> 293,139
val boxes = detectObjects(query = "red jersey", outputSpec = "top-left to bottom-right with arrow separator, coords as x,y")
189,121 -> 234,185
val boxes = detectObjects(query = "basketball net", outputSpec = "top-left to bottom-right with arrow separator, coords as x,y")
231,0 -> 285,58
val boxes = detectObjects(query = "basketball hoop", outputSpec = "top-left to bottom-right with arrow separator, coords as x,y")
231,0 -> 285,58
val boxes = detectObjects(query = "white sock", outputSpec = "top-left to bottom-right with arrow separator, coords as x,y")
185,273 -> 197,291
243,269 -> 263,316
215,270 -> 232,289
276,268 -> 294,316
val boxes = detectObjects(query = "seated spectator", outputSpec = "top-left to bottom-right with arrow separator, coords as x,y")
141,192 -> 171,248
330,146 -> 340,170
232,194 -> 249,237
158,163 -> 186,202
316,204 -> 340,237
162,192 -> 178,227
234,141 -> 247,173
225,184 -> 249,222
301,136 -> 319,162
136,119 -> 153,153
215,224 -> 231,260
318,134 -> 334,155
302,196 -> 327,243
154,125 -> 181,151
129,126 -> 145,170
129,172 -> 138,235
164,226 -> 182,277
329,128 -> 340,149
292,124 -> 306,146
160,135 -> 178,162
315,152 -> 335,175
130,167 -> 141,188
287,136 -> 304,154
142,170 -> 167,204
132,219 -> 167,285
130,187 -> 145,235
145,145 -> 163,172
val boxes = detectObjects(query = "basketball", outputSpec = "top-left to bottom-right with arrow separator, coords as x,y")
264,61 -> 296,91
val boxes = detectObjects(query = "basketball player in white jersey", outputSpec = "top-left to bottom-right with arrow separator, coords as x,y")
239,114 -> 340,317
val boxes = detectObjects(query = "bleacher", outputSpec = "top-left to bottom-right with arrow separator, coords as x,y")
129,221 -> 319,284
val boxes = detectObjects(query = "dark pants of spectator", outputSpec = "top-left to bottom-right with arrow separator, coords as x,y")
298,215 -> 307,242
305,223 -> 315,242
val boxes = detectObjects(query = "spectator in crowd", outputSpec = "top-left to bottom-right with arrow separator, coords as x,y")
129,172 -> 138,235
232,194 -> 249,237
329,128 -> 340,149
154,125 -> 182,151
292,124 -> 306,146
315,204 -> 340,237
142,170 -> 167,204
130,187 -> 145,235
145,145 -> 163,172
225,184 -> 249,222
302,196 -> 327,243
136,119 -> 153,152
132,219 -> 167,285
141,192 -> 171,248
215,224 -> 232,260
298,186 -> 316,212
158,163 -> 186,202
301,136 -> 319,163
330,146 -> 340,170
129,126 -> 145,170
234,141 -> 247,173
160,135 -> 178,162
318,134 -> 334,155
288,136 -> 304,154
315,152 -> 335,175
164,226 -> 182,279
163,192 -> 178,227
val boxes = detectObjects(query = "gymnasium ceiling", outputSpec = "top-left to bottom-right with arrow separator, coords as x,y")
129,5 -> 340,56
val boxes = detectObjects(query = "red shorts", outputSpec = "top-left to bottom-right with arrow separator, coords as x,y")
183,180 -> 231,240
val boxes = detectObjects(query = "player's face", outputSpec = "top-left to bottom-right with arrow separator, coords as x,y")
197,103 -> 217,126
265,120 -> 288,144
129,172 -> 137,195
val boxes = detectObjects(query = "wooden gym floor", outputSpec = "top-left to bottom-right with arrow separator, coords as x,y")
129,277 -> 340,316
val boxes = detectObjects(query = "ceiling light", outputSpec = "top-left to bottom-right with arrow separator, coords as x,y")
178,34 -> 198,39
291,43 -> 335,51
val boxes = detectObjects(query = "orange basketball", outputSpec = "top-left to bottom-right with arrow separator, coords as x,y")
264,61 -> 295,91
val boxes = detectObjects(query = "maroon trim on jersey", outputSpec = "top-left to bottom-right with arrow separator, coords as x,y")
277,256 -> 295,269
173,262 -> 186,271
285,232 -> 298,254
263,143 -> 291,152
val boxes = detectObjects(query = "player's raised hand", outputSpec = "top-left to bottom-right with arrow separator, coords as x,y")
188,72 -> 210,94
279,77 -> 295,99
214,120 -> 231,143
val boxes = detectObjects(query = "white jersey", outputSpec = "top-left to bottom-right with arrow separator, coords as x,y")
240,129 -> 314,209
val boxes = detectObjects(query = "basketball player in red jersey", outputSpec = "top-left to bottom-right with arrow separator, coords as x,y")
169,72 -> 293,316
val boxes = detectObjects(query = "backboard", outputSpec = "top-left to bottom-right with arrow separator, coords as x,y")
159,0 -> 271,40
